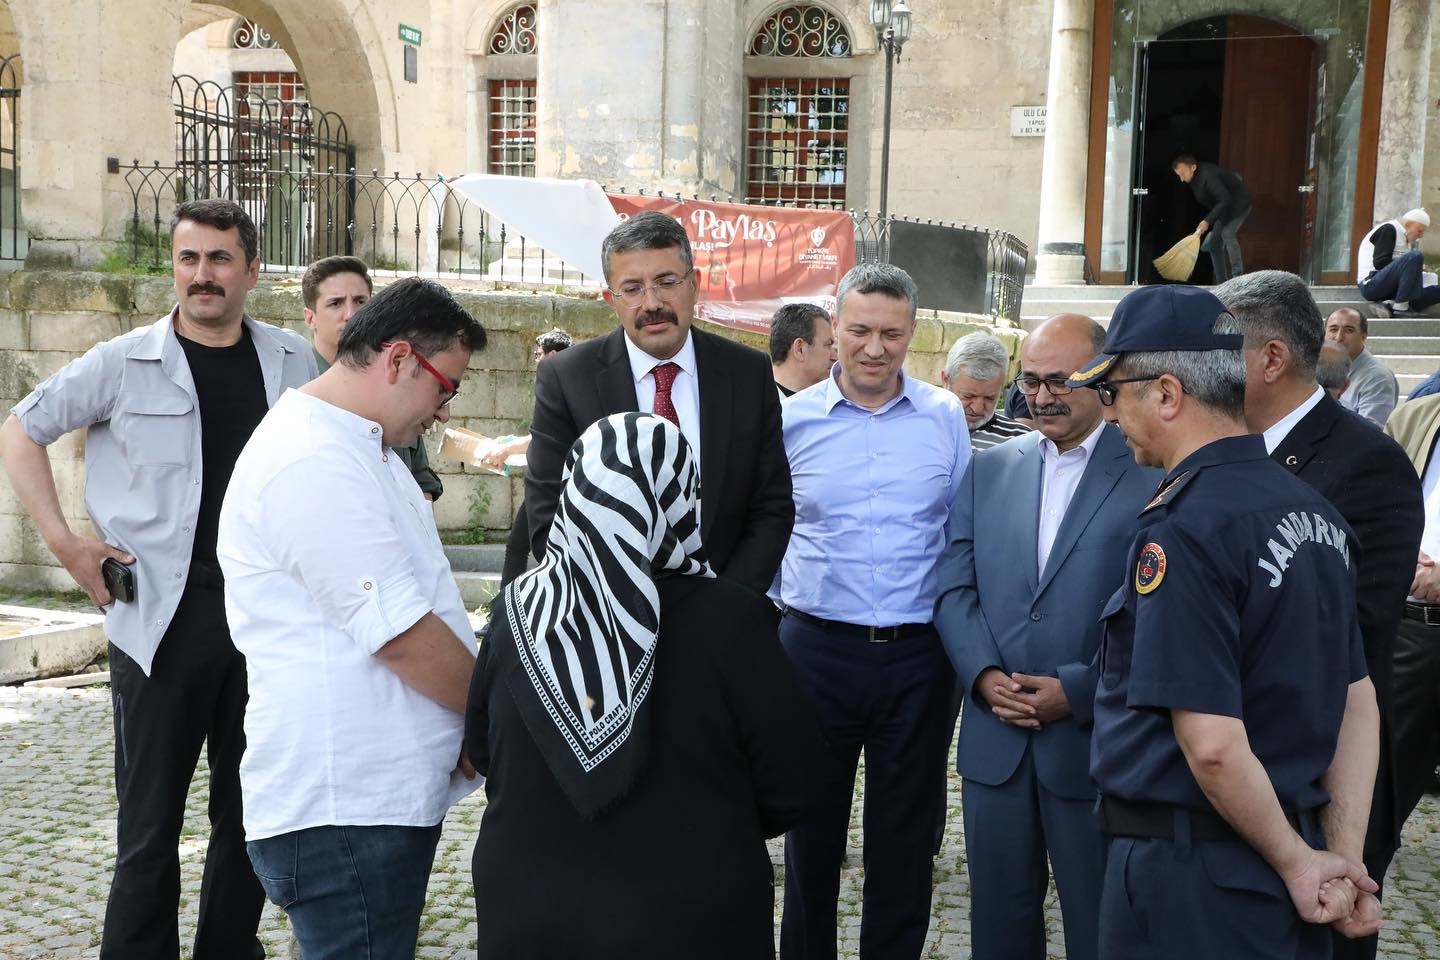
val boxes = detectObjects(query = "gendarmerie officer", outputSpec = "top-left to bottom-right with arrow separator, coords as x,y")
1067,285 -> 1384,958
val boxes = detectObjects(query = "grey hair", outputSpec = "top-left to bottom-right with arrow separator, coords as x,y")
1316,341 -> 1352,393
1214,270 -> 1323,376
601,211 -> 694,284
1119,313 -> 1247,419
945,331 -> 1010,382
836,262 -> 918,320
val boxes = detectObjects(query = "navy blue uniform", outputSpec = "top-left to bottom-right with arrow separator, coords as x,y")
1092,435 -> 1367,960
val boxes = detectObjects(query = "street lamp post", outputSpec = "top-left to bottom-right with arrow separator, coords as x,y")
871,0 -> 912,223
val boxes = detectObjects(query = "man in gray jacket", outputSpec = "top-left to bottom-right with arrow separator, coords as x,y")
0,200 -> 315,960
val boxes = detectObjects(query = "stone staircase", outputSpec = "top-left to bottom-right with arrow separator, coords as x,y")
444,543 -> 509,611
1022,284 -> 1440,397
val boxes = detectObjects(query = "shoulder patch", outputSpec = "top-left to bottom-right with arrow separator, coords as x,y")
1135,542 -> 1167,594
1140,470 -> 1195,515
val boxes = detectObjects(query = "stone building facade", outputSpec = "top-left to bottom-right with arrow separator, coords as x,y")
0,0 -> 1434,274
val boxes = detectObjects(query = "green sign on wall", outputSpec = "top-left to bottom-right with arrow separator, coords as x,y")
399,24 -> 422,46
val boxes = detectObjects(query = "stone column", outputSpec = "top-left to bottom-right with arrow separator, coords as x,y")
1033,0 -> 1095,286
1373,0 -> 1432,220
535,0 -> 741,195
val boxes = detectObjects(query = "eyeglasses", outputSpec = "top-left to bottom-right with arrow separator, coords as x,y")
381,340 -> 461,403
1014,376 -> 1074,397
608,274 -> 691,307
1094,376 -> 1160,406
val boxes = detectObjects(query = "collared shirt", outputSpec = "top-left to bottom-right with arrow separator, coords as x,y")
969,410 -> 1031,451
1037,420 -> 1105,577
10,311 -> 314,675
780,367 -> 969,625
1339,349 -> 1399,427
313,347 -> 442,498
623,330 -> 701,467
1414,435 -> 1440,597
1261,385 -> 1325,453
217,389 -> 477,841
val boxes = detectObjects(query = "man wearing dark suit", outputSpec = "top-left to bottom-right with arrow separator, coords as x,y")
934,314 -> 1161,960
525,211 -> 793,594
1218,271 -> 1424,960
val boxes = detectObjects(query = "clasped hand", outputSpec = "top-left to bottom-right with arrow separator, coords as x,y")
976,668 -> 1070,730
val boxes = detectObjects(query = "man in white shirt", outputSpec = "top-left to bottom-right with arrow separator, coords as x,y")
1220,270 -> 1423,960
1326,308 -> 1399,426
934,313 -> 1160,960
218,277 -> 486,960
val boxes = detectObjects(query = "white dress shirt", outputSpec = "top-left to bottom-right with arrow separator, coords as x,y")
1416,445 -> 1440,594
1037,420 -> 1105,578
623,329 -> 701,467
218,390 -> 478,841
1262,385 -> 1325,453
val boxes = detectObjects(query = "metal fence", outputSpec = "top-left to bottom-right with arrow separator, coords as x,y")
114,162 -> 596,285
0,54 -> 24,264
112,163 -> 1028,321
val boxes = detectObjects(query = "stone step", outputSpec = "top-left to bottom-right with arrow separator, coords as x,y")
443,544 -> 508,573
454,570 -> 503,610
1368,336 -> 1440,353
1375,355 -> 1440,375
1369,318 -> 1440,336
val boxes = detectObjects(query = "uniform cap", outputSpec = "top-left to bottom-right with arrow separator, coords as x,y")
1067,285 -> 1245,388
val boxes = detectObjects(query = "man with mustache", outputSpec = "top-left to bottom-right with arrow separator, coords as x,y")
0,199 -> 315,959
525,211 -> 793,594
935,313 -> 1161,960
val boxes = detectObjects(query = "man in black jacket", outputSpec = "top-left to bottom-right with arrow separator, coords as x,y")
1173,154 -> 1253,283
1219,270 -> 1424,960
525,211 -> 794,595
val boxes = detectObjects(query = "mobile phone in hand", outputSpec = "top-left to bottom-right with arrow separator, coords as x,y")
102,558 -> 136,603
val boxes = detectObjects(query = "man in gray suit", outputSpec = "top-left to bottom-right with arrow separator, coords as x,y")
934,313 -> 1162,960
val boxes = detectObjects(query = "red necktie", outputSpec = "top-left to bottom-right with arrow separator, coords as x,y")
651,362 -> 681,427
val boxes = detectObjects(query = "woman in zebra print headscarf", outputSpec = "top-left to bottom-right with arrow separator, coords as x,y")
495,411 -> 711,815
466,412 -> 821,958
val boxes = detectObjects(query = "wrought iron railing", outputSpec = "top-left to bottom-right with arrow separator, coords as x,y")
111,162 -> 1028,321
0,53 -> 24,264
113,162 -> 596,285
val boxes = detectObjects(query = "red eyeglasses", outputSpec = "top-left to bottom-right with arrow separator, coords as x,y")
380,341 -> 460,403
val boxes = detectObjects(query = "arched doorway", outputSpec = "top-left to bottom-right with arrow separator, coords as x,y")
1129,15 -> 1318,284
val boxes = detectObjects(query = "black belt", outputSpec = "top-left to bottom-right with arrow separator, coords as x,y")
784,607 -> 931,643
187,561 -> 226,591
1403,601 -> 1440,626
1101,796 -> 1305,843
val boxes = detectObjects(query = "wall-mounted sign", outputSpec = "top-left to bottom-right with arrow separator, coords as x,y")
399,24 -> 422,46
1010,105 -> 1047,138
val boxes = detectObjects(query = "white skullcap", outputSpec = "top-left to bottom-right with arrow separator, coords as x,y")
1402,208 -> 1430,226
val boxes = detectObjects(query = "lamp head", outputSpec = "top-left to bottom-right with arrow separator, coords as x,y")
892,1 -> 913,46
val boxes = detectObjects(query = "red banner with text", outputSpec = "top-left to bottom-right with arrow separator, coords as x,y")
606,194 -> 855,333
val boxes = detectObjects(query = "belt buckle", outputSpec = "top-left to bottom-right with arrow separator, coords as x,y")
867,625 -> 894,644
1427,606 -> 1440,627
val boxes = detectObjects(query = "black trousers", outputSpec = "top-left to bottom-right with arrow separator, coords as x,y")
1393,617 -> 1440,833
501,502 -> 530,587
778,614 -> 954,960
102,578 -> 265,960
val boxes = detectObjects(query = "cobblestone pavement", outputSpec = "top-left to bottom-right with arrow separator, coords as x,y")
3,685 -> 1439,959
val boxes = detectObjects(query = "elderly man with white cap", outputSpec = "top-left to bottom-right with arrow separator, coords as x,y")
1358,208 -> 1440,317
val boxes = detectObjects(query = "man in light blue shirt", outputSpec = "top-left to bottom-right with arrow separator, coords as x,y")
777,262 -> 970,960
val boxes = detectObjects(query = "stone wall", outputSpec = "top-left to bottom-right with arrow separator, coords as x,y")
0,270 -> 1015,592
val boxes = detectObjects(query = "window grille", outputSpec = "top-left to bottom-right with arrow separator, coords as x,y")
231,19 -> 280,50
489,4 -> 538,55
745,77 -> 849,208
749,5 -> 852,58
488,79 -> 537,176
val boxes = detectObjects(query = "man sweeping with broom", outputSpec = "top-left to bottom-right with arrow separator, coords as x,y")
1172,154 -> 1253,283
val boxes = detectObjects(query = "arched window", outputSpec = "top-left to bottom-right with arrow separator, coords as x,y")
746,6 -> 852,208
485,5 -> 537,176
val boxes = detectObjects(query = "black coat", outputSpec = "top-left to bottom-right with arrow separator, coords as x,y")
525,327 -> 794,595
1190,162 -> 1254,226
1270,394 -> 1424,853
466,575 -> 822,959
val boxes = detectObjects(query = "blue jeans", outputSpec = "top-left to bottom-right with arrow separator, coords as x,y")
1202,209 -> 1249,284
247,824 -> 443,960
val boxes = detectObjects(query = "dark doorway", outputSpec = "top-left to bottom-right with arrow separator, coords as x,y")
1130,16 -> 1315,284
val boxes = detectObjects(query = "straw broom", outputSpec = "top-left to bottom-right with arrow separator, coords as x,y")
1153,234 -> 1201,282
